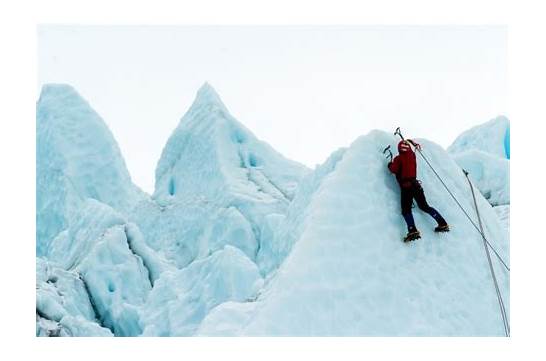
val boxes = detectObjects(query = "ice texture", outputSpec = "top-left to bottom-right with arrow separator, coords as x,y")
36,84 -> 145,256
448,116 -> 510,230
130,198 -> 258,269
196,301 -> 258,336
451,150 -> 509,206
256,148 -> 347,275
493,205 -> 510,233
130,83 -> 309,270
140,246 -> 263,336
36,82 -> 510,337
36,314 -> 113,337
46,199 -> 168,336
199,131 -> 509,336
449,116 -> 510,159
36,258 -> 113,336
154,83 -> 308,205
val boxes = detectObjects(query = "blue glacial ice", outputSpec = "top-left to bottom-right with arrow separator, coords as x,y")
140,246 -> 263,336
448,115 -> 510,159
448,116 -> 510,228
36,84 -> 145,256
197,131 -> 509,336
36,257 -> 113,336
129,83 -> 309,271
36,83 -> 510,336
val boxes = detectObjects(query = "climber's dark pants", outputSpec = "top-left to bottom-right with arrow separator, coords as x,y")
400,179 -> 446,231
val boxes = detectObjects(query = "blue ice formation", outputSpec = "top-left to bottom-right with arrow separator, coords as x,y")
448,116 -> 510,206
36,84 -> 145,256
36,83 -> 510,336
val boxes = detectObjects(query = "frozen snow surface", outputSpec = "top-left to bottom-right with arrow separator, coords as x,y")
154,83 -> 308,205
45,199 -> 171,336
449,115 -> 510,159
36,83 -> 509,336
36,84 -> 145,256
494,205 -> 510,234
140,246 -> 263,336
36,258 -> 113,336
451,150 -> 509,206
128,83 -> 309,274
448,117 -> 510,205
198,132 -> 509,336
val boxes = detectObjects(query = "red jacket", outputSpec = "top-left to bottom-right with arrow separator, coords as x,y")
388,141 -> 417,188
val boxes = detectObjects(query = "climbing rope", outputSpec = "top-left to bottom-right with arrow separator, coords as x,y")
465,170 -> 510,337
393,128 -> 510,272
416,149 -> 510,272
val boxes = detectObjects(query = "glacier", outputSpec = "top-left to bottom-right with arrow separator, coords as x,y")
449,115 -> 510,159
36,83 -> 510,336
36,257 -> 113,336
46,199 -> 162,336
448,116 -> 510,206
448,150 -> 509,206
133,83 -> 309,271
140,246 -> 263,336
36,85 -> 169,336
36,84 -> 146,257
448,116 -> 510,230
198,132 -> 509,336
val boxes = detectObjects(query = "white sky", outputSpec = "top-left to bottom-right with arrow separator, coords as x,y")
38,26 -> 507,193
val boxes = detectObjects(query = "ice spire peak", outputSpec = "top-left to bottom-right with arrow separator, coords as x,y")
191,82 -> 227,112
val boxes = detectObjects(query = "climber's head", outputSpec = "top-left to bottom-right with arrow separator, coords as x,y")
398,140 -> 411,153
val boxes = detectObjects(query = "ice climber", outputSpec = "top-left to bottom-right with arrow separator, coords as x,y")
388,139 -> 450,242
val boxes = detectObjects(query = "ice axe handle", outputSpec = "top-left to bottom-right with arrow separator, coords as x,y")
394,127 -> 405,140
383,145 -> 393,162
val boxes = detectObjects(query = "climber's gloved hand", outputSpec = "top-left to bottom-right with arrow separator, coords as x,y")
408,139 -> 422,151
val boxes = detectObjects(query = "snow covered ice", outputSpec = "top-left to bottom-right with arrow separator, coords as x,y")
130,83 -> 309,273
140,246 -> 263,336
36,83 -> 510,336
36,258 -> 113,336
448,116 -> 510,229
36,84 -> 146,257
45,199 -> 167,336
198,132 -> 509,336
449,115 -> 510,159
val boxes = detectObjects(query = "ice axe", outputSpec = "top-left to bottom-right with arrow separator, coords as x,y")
384,142 -> 414,208
393,127 -> 416,209
382,145 -> 393,162
394,127 -> 405,140
392,132 -> 510,275
395,127 -> 422,151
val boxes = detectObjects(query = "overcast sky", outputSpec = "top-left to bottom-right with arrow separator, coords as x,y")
38,26 -> 507,193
